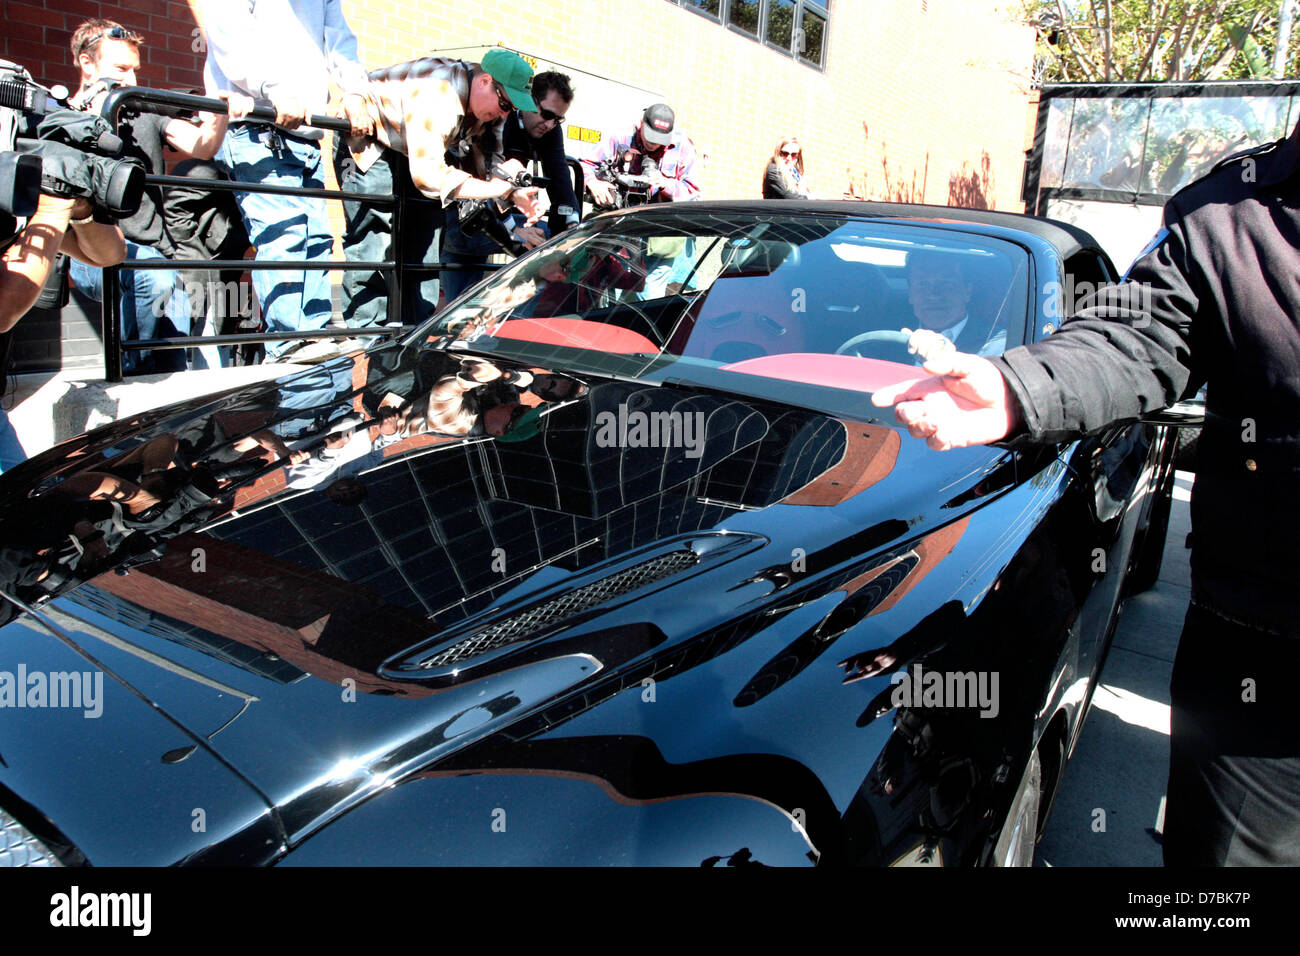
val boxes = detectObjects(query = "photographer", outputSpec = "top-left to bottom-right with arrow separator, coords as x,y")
333,48 -> 543,329
1,63 -> 126,472
67,19 -> 244,373
582,103 -> 701,209
440,70 -> 580,301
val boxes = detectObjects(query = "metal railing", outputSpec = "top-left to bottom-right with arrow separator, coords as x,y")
95,86 -> 509,382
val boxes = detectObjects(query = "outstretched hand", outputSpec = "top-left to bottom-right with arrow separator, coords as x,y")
870,330 -> 1021,450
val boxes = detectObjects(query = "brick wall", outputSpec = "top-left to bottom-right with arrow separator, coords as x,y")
4,0 -> 204,95
333,0 -> 1037,210
5,0 -> 1036,211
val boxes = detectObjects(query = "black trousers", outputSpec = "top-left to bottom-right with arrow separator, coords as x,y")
1163,601 -> 1300,865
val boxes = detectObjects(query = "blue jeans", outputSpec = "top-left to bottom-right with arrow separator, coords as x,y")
271,360 -> 358,442
440,211 -> 547,303
69,242 -> 189,374
0,407 -> 25,474
439,210 -> 499,303
334,141 -> 442,328
219,123 -> 333,357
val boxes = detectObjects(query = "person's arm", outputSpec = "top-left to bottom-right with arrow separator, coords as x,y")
404,90 -> 541,220
581,131 -> 625,206
538,125 -> 580,229
196,0 -> 314,128
321,0 -> 371,96
764,161 -> 796,199
990,208 -> 1200,442
0,197 -> 123,332
871,202 -> 1201,450
197,0 -> 268,96
655,138 -> 701,202
61,208 -> 127,269
320,0 -> 373,136
403,85 -> 477,203
165,115 -> 224,161
580,131 -> 621,185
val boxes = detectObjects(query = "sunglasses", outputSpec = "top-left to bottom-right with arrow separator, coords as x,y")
492,82 -> 513,115
80,25 -> 133,57
779,149 -> 800,158
533,100 -> 564,124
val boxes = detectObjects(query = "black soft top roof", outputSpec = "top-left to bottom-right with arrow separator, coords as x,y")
625,199 -> 1105,263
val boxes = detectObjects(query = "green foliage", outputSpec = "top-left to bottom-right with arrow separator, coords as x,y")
1024,0 -> 1299,82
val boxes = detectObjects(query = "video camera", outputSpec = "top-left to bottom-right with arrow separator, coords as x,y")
0,60 -> 144,223
455,165 -> 550,258
589,148 -> 659,209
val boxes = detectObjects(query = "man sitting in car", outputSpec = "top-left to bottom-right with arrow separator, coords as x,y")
904,251 -> 1006,358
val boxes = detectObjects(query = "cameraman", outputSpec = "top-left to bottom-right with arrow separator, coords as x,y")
67,19 -> 240,373
1,156 -> 125,473
332,48 -> 543,329
440,70 -> 580,301
582,103 -> 700,208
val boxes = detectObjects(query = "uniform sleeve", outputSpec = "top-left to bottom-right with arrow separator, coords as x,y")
659,137 -> 700,202
322,0 -> 371,96
989,198 -> 1205,443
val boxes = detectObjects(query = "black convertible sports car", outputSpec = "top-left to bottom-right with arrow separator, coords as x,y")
0,202 -> 1177,866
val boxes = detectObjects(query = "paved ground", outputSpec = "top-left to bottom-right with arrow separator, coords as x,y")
1036,470 -> 1194,866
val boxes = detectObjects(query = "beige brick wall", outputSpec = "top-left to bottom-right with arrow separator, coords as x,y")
340,0 -> 1037,211
7,0 -> 1036,210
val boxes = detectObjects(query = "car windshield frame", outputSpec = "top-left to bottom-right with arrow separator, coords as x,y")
408,209 -> 1035,421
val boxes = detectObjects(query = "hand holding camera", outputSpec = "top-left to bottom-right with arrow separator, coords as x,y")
589,151 -> 658,208
2,65 -> 145,222
490,161 -> 545,226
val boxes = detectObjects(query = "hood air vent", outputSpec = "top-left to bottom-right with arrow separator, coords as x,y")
416,549 -> 700,670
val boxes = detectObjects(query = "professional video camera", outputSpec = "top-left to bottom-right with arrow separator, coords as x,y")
455,165 -> 550,258
589,148 -> 659,209
0,60 -> 144,222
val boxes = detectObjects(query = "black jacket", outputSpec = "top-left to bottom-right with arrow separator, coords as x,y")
763,160 -> 807,199
991,125 -> 1300,635
502,114 -> 579,234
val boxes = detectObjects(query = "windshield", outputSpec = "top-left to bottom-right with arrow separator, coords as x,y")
419,211 -> 1031,418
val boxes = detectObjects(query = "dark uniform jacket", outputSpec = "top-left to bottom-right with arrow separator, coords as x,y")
990,123 -> 1300,637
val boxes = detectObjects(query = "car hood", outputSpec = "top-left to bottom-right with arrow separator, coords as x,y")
0,341 -> 1016,861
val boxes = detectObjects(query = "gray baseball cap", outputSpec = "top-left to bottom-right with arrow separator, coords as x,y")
641,103 -> 675,146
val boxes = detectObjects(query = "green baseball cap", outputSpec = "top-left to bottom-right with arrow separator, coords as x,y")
481,48 -> 535,112
496,406 -> 544,443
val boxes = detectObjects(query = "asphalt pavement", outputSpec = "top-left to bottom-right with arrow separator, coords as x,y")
1035,470 -> 1195,866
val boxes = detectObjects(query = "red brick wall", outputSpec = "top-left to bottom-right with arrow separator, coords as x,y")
3,0 -> 204,94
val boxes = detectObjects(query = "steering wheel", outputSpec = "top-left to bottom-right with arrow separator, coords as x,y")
835,329 -> 914,358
